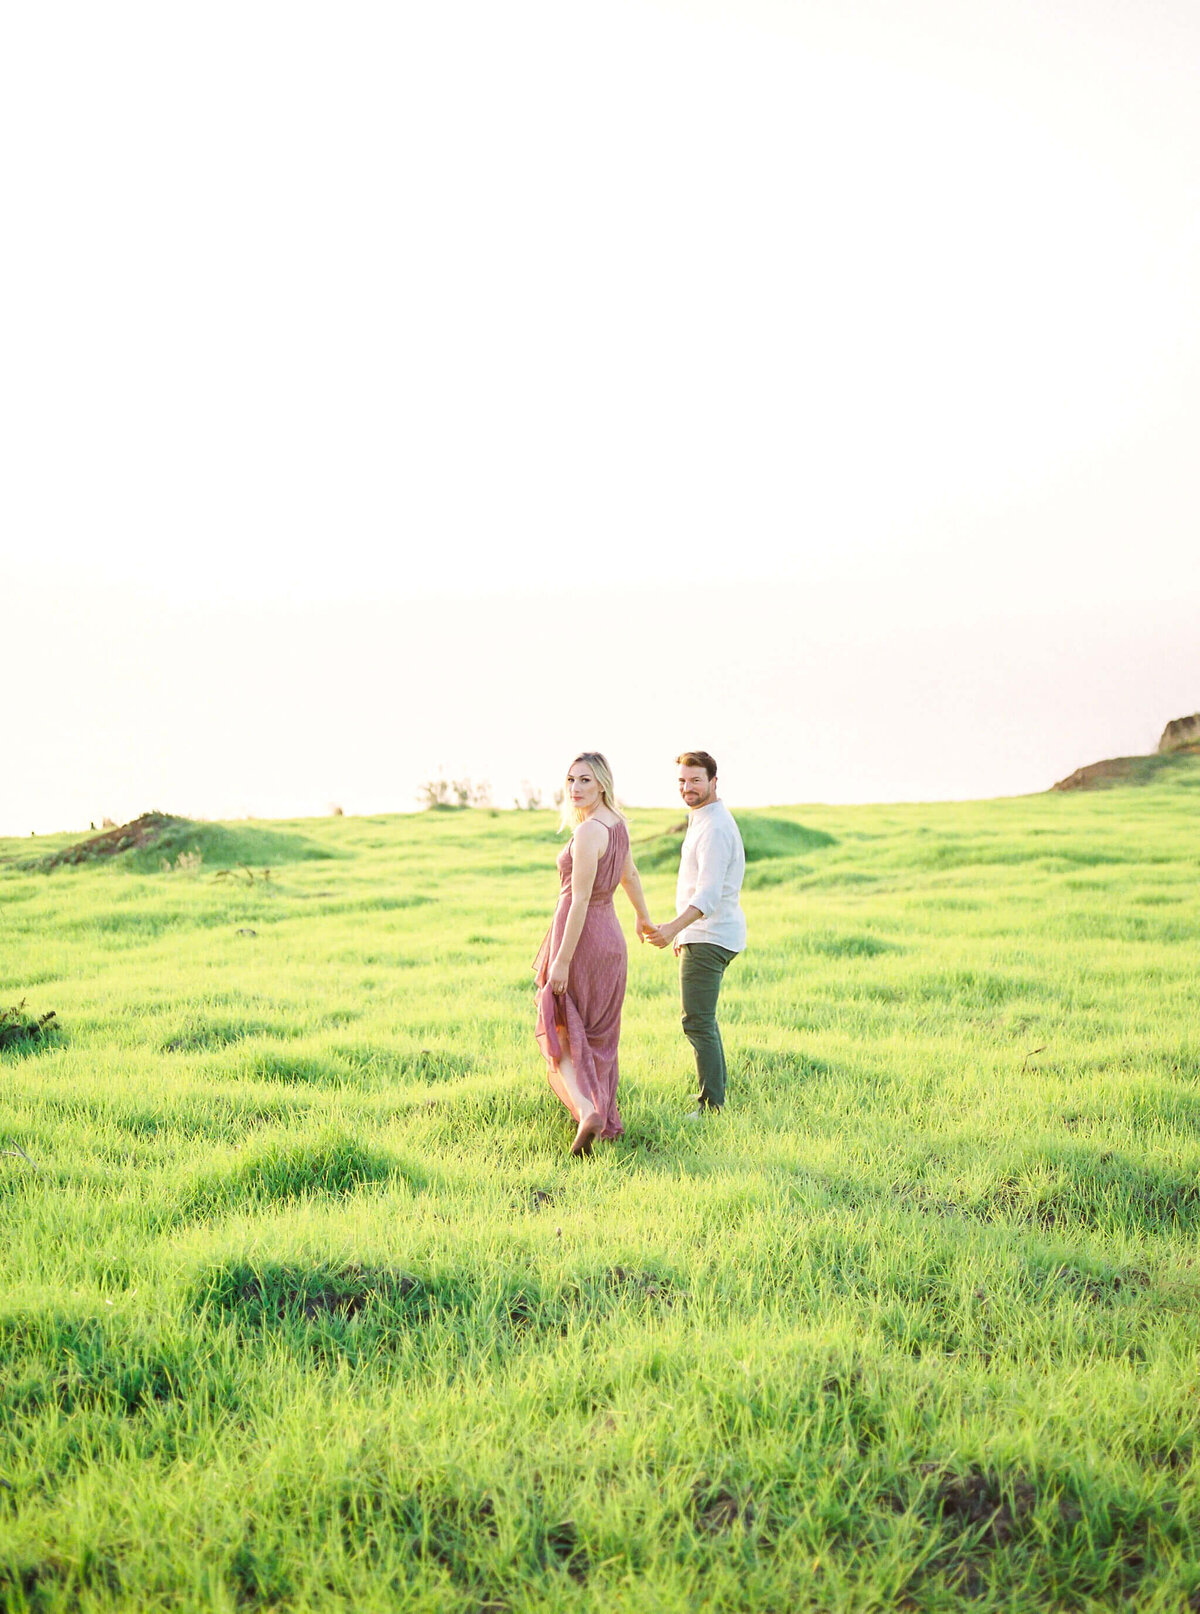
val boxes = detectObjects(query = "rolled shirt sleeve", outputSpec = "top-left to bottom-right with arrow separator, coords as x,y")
689,822 -> 729,917
676,802 -> 747,952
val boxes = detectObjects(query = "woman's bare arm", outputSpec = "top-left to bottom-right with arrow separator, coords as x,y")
619,847 -> 655,941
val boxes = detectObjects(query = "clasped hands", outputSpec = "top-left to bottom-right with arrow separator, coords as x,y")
638,916 -> 681,953
551,917 -> 680,994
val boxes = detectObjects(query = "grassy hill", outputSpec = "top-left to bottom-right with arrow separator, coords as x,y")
2,775 -> 1200,1610
1053,745 -> 1200,793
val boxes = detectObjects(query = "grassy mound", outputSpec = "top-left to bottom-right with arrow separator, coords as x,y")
632,811 -> 835,871
26,812 -> 338,873
1052,746 -> 1200,792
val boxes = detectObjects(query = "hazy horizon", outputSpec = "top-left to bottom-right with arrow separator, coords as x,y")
3,0 -> 1197,835
4,573 -> 1195,837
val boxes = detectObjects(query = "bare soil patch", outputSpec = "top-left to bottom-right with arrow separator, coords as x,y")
1053,745 -> 1200,791
693,1483 -> 756,1533
209,1262 -> 423,1325
28,811 -> 181,869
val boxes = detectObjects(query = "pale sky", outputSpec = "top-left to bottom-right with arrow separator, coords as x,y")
2,0 -> 1197,833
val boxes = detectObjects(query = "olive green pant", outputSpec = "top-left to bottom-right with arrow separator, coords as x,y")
680,942 -> 738,1110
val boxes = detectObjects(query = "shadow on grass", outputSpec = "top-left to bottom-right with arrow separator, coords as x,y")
0,1309 -> 238,1425
799,929 -> 898,958
337,1045 -> 476,1082
25,1091 -> 306,1144
193,1257 -> 685,1363
225,1476 -> 585,1603
163,1018 -> 295,1052
982,1144 -> 1200,1238
174,1134 -> 413,1224
237,1044 -> 478,1089
857,1142 -> 1200,1240
243,1050 -> 352,1086
885,1460 -> 1190,1608
0,1555 -> 125,1611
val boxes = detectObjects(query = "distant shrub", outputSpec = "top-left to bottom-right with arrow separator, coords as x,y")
419,776 -> 493,810
418,777 -> 452,808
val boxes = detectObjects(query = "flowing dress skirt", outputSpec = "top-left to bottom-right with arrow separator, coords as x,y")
534,893 -> 626,1140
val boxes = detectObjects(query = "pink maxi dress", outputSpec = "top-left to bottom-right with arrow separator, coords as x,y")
533,819 -> 628,1140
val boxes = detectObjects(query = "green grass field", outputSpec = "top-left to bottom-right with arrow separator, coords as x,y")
3,769 -> 1200,1612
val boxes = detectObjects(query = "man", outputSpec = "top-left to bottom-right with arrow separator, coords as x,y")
647,751 -> 746,1115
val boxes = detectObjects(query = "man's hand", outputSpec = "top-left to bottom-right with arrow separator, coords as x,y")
648,905 -> 703,951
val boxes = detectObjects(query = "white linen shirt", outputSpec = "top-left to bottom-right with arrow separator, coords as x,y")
675,799 -> 747,952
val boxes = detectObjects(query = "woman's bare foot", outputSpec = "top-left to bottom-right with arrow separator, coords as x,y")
569,1109 -> 602,1156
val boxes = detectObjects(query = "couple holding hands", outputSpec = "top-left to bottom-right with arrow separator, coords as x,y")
533,751 -> 747,1156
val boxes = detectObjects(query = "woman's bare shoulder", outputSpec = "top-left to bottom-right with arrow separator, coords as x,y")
574,816 -> 612,849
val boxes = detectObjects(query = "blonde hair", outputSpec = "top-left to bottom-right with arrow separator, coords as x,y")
559,752 -> 626,834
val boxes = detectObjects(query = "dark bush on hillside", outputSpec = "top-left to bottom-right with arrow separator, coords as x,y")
0,1000 -> 59,1051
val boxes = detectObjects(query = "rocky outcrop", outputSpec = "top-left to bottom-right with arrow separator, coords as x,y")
1158,713 -> 1200,754
1052,757 -> 1143,791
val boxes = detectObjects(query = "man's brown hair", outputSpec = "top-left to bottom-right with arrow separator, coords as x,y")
676,750 -> 717,780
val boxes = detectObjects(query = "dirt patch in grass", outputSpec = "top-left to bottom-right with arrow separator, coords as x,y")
216,1262 -> 424,1324
541,1517 -> 589,1580
24,811 -> 336,873
196,1259 -> 684,1362
1043,1261 -> 1152,1304
604,1266 -> 686,1306
27,812 -> 180,869
925,1466 -> 1040,1547
986,1153 -> 1200,1237
0,1554 -> 123,1607
227,1524 -> 293,1608
897,1465 -> 1182,1605
693,1483 -> 756,1534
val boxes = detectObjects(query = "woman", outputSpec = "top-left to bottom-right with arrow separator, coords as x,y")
534,753 -> 654,1155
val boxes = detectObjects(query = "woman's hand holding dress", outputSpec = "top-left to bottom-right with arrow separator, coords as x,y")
533,812 -> 629,1144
